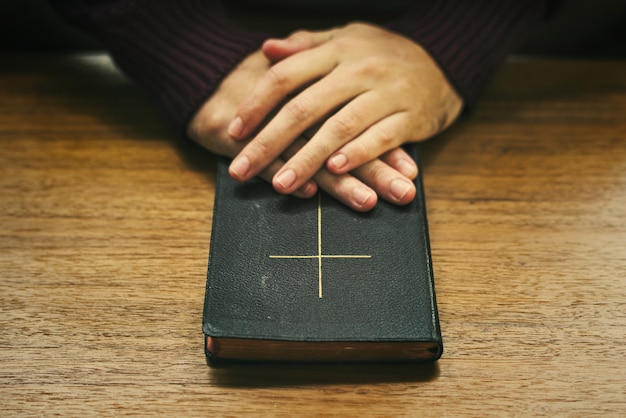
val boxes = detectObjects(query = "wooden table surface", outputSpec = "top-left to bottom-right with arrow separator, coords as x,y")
1,54 -> 625,416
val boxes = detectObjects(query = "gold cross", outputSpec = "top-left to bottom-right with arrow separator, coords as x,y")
269,193 -> 372,298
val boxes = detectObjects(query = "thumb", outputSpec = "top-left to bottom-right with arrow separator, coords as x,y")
262,29 -> 333,62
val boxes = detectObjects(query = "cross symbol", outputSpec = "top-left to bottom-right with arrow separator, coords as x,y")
269,193 -> 372,298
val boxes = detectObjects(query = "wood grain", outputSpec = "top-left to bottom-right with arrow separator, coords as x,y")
1,54 -> 625,416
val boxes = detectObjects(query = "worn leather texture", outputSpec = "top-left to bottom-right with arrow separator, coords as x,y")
203,145 -> 442,353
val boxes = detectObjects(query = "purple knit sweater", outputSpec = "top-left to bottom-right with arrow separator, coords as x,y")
50,0 -> 550,135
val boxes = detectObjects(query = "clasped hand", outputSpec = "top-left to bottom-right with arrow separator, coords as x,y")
188,23 -> 463,211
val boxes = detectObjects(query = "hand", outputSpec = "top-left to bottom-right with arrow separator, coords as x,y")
187,50 -> 316,198
186,49 -> 418,210
227,23 -> 463,196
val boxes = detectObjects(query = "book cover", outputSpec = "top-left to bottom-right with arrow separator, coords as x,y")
203,145 -> 442,362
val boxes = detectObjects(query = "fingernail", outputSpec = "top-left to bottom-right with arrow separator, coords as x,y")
329,153 -> 348,171
229,155 -> 250,179
227,116 -> 244,138
397,158 -> 418,178
275,169 -> 297,190
353,187 -> 375,206
390,179 -> 413,201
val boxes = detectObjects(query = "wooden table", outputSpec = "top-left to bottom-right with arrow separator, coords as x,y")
1,54 -> 625,416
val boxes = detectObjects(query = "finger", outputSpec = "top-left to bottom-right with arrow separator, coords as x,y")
228,46 -> 337,140
313,169 -> 378,212
262,29 -> 334,62
282,137 -> 377,212
190,121 -> 319,199
255,157 -> 318,199
351,159 -> 416,206
326,112 -> 410,175
272,88 -> 400,194
263,90 -> 386,193
230,58 -> 369,184
379,147 -> 418,180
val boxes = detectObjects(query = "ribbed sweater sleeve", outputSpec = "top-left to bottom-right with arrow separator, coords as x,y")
385,0 -> 550,107
50,0 -> 554,134
49,0 -> 268,134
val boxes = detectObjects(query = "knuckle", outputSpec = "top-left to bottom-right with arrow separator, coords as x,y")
320,179 -> 341,197
365,163 -> 385,182
411,105 -> 440,140
345,141 -> 371,167
355,141 -> 370,160
253,133 -> 275,156
186,118 -> 204,140
329,35 -> 350,53
239,93 -> 265,115
346,22 -> 365,30
423,115 -> 442,138
329,113 -> 359,139
353,56 -> 385,78
288,29 -> 311,42
373,124 -> 396,148
292,142 -> 331,176
322,174 -> 350,196
298,151 -> 324,173
284,96 -> 312,123
187,111 -> 221,142
266,65 -> 289,90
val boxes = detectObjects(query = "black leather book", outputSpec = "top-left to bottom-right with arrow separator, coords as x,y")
203,145 -> 442,362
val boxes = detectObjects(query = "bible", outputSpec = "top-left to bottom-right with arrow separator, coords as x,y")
202,145 -> 442,362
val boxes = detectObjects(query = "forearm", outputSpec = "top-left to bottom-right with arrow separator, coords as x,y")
384,0 -> 552,107
49,0 -> 268,134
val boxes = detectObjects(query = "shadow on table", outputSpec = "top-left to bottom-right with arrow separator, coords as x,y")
3,52 -> 219,175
